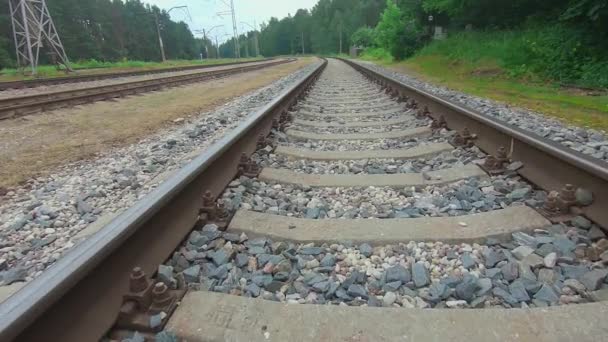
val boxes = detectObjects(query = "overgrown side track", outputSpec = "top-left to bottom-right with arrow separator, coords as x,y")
0,58 -> 294,120
0,58 -> 276,91
1,58 -> 607,341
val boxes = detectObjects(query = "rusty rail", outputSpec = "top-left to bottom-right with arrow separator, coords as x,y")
0,58 -> 326,342
0,58 -> 275,91
0,59 -> 295,120
340,58 -> 608,229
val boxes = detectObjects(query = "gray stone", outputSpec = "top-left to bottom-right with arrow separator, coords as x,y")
455,276 -> 480,302
476,278 -> 493,297
223,233 -> 241,242
347,284 -> 368,299
246,283 -> 261,297
320,254 -> 337,267
553,236 -> 576,254
412,263 -> 430,288
509,280 -> 530,302
235,253 -> 249,268
561,264 -> 589,280
157,265 -> 175,287
535,244 -> 557,257
266,280 -> 285,292
538,268 -> 558,285
470,296 -> 487,308
305,207 -> 321,219
461,252 -> 476,269
304,272 -> 328,286
534,284 -> 560,304
508,187 -> 530,200
252,274 -> 273,287
9,218 -> 28,231
522,253 -> 544,269
182,265 -> 200,283
155,331 -> 178,342
188,231 -> 209,247
124,331 -> 146,342
501,262 -> 519,281
429,283 -> 450,300
312,281 -> 330,293
76,199 -> 93,215
383,291 -> 397,306
149,313 -> 165,329
512,246 -> 534,260
575,188 -> 594,206
300,247 -> 324,255
518,263 -> 537,282
543,253 -> 557,268
588,226 -> 606,240
492,287 -> 518,305
0,267 -> 27,285
564,279 -> 587,294
209,264 -> 229,280
385,265 -> 411,283
571,216 -> 592,230
359,243 -> 373,257
383,281 -> 402,292
485,268 -> 502,279
512,232 -> 538,248
335,288 -> 352,300
580,269 -> 608,291
211,249 -> 232,266
483,249 -> 505,267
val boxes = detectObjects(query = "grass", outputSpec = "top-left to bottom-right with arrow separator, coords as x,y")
361,49 -> 608,132
0,58 -> 263,82
0,58 -> 313,188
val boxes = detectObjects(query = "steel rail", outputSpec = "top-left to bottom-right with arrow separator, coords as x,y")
0,58 -> 276,91
0,59 -> 295,120
340,58 -> 608,229
0,58 -> 326,342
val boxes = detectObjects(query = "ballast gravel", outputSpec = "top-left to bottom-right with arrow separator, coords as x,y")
161,219 -> 608,310
0,62 -> 321,286
221,174 -> 547,220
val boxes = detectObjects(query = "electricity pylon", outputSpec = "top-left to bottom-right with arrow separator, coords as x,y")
9,0 -> 72,75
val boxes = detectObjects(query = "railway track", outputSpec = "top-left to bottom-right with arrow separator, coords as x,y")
1,58 -> 608,341
0,58 -> 275,91
0,58 -> 294,120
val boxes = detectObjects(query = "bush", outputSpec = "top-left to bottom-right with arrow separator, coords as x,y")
374,0 -> 424,60
351,27 -> 376,47
415,25 -> 608,88
360,47 -> 393,62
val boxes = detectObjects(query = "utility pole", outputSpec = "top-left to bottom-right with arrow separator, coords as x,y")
217,0 -> 240,58
339,22 -> 343,55
155,14 -> 166,62
155,5 -> 189,62
195,25 -> 223,59
9,0 -> 72,75
241,21 -> 259,57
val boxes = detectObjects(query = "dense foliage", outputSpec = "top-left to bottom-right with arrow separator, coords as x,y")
220,0 -> 387,57
247,0 -> 608,88
0,0 -> 204,69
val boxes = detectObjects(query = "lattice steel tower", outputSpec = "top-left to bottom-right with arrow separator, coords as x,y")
9,0 -> 72,75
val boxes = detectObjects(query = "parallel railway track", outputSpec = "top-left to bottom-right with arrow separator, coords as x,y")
1,58 -> 607,341
0,58 -> 294,120
0,58 -> 275,91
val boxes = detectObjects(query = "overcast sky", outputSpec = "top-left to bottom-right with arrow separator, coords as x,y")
147,0 -> 318,42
